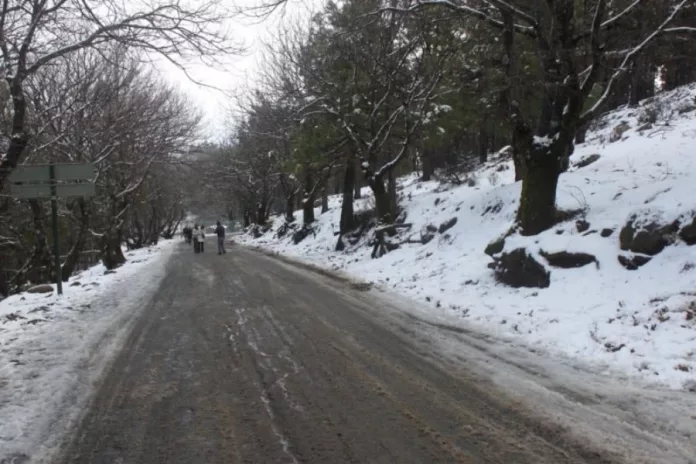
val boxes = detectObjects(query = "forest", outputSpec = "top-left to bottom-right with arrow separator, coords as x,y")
1,0 -> 695,296
210,0 -> 696,248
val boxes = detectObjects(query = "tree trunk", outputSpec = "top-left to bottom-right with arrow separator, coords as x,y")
61,199 -> 89,281
371,176 -> 393,223
303,169 -> 315,225
256,202 -> 266,225
339,161 -> 356,234
302,194 -> 315,225
511,131 -> 524,181
0,79 -> 30,191
285,193 -> 295,223
27,199 -> 53,284
421,148 -> 433,181
102,228 -> 126,270
321,169 -> 330,214
575,121 -> 588,144
629,57 -> 655,107
478,121 -> 489,163
387,169 -> 398,219
321,192 -> 329,214
516,148 -> 561,236
354,158 -> 362,199
148,206 -> 160,245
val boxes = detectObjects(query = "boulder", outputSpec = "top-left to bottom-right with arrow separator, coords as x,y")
438,217 -> 458,234
420,232 -> 435,245
679,216 -> 696,245
619,214 -> 679,256
574,154 -> 600,169
609,121 -> 630,142
489,248 -> 551,288
540,250 -> 597,269
292,226 -> 313,245
600,228 -> 614,238
420,224 -> 437,244
27,284 -> 54,294
276,222 -> 296,239
249,224 -> 262,238
618,254 -> 651,270
576,219 -> 590,233
484,235 -> 506,257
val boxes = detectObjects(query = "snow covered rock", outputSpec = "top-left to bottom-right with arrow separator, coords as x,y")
484,235 -> 506,257
489,248 -> 550,288
609,121 -> 630,142
678,216 -> 696,245
27,284 -> 53,294
420,224 -> 437,244
540,250 -> 597,269
292,226 -> 314,245
619,210 -> 680,256
247,224 -> 262,238
617,254 -> 652,270
574,153 -> 600,169
438,217 -> 458,234
575,219 -> 590,233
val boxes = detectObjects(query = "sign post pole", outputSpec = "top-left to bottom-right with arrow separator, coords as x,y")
9,163 -> 95,296
49,164 -> 63,295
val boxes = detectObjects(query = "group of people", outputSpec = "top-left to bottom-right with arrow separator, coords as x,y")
182,221 -> 227,255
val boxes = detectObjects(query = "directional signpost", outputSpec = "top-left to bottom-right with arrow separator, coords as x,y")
8,163 -> 96,295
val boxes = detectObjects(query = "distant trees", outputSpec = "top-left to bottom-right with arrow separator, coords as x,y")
0,45 -> 202,295
222,0 -> 695,246
0,0 -> 234,191
0,1 -> 236,295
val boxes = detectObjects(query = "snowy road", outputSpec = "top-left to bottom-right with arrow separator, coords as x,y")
55,245 -> 695,463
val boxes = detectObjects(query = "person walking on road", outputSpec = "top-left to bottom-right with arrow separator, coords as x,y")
193,225 -> 200,253
215,221 -> 226,255
197,224 -> 205,253
183,225 -> 192,244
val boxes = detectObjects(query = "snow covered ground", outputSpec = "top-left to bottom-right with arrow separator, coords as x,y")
240,83 -> 696,392
0,240 -> 176,462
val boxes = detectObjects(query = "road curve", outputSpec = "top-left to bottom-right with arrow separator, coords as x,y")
56,244 -> 617,464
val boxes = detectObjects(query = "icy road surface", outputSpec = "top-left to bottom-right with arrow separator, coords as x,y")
56,245 -> 696,463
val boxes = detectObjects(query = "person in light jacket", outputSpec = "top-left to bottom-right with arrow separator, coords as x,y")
197,224 -> 205,253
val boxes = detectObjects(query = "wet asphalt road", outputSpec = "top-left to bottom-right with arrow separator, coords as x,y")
56,244 -> 615,464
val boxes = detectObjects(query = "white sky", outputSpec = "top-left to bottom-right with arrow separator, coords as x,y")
154,0 -> 322,142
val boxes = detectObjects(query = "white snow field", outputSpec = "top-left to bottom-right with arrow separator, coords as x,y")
0,240 -> 175,462
240,83 -> 696,392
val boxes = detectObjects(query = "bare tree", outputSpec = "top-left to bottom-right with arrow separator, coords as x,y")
0,0 -> 237,191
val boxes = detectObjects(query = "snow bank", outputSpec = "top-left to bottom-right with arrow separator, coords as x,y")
240,83 -> 696,391
0,240 -> 176,461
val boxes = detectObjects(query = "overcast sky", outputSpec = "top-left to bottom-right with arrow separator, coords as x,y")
155,0 -> 322,142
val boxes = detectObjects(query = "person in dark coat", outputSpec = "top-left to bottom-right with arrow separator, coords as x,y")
193,225 -> 200,253
215,221 -> 226,255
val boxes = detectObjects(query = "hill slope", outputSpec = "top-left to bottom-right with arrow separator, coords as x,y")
240,84 -> 696,391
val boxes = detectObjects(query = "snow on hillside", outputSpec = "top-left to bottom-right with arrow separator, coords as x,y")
239,84 -> 696,391
0,240 -> 175,461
